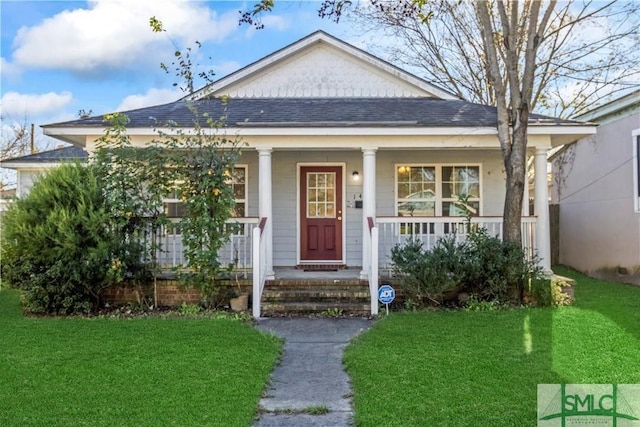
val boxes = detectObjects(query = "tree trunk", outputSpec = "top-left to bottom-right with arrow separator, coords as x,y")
502,108 -> 529,244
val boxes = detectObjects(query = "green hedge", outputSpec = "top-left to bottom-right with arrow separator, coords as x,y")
1,163 -> 144,314
391,229 -> 544,307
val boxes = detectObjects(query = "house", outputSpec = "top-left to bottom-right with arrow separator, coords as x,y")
1,146 -> 88,197
2,31 -> 595,315
551,90 -> 640,285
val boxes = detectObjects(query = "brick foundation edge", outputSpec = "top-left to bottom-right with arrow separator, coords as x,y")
102,278 -> 252,307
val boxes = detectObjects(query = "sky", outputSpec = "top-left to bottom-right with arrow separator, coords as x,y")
0,0 -> 362,150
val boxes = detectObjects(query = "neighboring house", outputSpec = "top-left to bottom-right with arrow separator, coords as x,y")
1,146 -> 88,197
0,188 -> 16,214
2,31 -> 595,313
551,90 -> 640,285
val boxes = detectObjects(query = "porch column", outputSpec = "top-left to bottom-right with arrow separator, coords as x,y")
361,148 -> 377,279
522,158 -> 530,216
258,147 -> 275,280
534,147 -> 551,272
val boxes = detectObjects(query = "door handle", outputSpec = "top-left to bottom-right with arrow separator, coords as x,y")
338,216 -> 342,221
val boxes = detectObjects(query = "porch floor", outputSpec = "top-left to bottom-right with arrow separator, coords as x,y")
273,266 -> 363,280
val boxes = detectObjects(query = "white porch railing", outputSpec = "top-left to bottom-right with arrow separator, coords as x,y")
252,217 -> 268,319
376,216 -> 537,272
151,217 -> 260,270
367,217 -> 379,316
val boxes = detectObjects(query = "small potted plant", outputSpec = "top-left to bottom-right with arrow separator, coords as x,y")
228,254 -> 248,311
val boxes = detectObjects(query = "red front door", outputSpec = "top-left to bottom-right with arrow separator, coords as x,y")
300,166 -> 343,262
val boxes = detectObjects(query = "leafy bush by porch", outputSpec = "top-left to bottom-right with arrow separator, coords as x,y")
0,163 -> 147,314
391,228 -> 543,306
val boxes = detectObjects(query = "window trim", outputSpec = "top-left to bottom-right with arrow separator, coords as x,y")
394,163 -> 483,217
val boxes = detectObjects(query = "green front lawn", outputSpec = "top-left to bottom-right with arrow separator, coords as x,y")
344,267 -> 640,426
0,290 -> 281,427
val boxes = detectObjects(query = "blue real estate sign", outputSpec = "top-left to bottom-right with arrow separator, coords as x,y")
377,285 -> 395,305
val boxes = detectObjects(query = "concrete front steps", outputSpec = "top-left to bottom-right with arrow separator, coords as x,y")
260,278 -> 371,316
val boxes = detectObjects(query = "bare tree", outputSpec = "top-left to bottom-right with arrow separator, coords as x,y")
244,0 -> 638,246
351,1 -> 640,118
355,0 -> 638,243
0,115 -> 34,193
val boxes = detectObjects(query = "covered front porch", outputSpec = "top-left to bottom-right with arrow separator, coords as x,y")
150,145 -> 552,318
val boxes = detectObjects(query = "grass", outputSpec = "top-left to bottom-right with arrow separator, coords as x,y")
0,289 -> 282,427
344,267 -> 640,426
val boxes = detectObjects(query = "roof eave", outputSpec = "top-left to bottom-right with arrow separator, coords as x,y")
40,123 -> 596,141
42,128 -> 87,146
0,162 -> 69,170
527,124 -> 597,147
574,90 -> 640,122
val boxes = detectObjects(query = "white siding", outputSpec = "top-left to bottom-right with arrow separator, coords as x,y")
17,170 -> 42,197
555,112 -> 640,282
265,149 -> 506,267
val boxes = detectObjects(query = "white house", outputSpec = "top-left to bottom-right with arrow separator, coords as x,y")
3,31 -> 596,314
551,90 -> 640,285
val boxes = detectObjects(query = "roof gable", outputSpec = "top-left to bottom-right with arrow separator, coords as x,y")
191,31 -> 456,100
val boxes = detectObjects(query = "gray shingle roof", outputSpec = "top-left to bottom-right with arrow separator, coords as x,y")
1,146 -> 87,165
43,97 -> 583,129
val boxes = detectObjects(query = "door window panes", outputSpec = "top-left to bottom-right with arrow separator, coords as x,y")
307,172 -> 336,218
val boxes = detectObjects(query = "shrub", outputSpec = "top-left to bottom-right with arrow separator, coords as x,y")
391,228 -> 544,308
1,163 -> 143,314
462,229 -> 542,302
391,236 -> 465,305
528,277 -> 573,307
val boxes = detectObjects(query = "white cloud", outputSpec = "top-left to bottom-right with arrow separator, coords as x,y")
0,91 -> 73,117
11,0 -> 241,74
116,87 -> 180,111
260,14 -> 290,32
0,57 -> 21,81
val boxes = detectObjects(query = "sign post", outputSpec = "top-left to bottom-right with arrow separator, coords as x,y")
377,284 -> 395,316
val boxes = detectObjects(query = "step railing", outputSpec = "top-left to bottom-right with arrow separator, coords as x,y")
252,217 -> 268,319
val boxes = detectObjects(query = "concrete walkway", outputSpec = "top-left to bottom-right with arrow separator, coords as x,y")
253,318 -> 375,427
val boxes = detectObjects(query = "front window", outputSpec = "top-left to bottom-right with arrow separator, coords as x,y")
230,166 -> 247,218
164,165 -> 248,221
441,166 -> 480,216
397,166 -> 436,216
396,164 -> 481,217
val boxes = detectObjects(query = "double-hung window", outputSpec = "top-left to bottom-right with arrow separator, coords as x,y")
396,164 -> 481,217
163,165 -> 248,233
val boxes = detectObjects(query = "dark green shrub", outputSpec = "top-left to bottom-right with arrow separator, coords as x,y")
462,229 -> 542,303
391,236 -> 465,305
391,228 -> 544,308
1,163 -> 144,314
